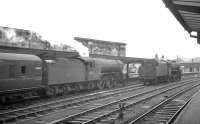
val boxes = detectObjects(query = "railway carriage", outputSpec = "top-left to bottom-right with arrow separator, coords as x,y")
0,53 -> 43,103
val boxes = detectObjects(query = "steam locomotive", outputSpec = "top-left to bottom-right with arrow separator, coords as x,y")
139,59 -> 182,85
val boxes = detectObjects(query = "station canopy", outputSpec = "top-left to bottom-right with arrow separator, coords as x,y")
0,46 -> 79,59
89,54 -> 155,63
163,0 -> 200,41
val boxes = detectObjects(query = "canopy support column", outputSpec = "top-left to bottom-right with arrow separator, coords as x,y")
198,32 -> 200,44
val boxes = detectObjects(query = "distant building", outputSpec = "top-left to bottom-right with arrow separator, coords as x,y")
0,26 -> 49,49
50,43 -> 77,52
74,37 -> 126,57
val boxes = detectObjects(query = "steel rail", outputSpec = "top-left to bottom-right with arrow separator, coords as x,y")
166,89 -> 200,124
0,84 -> 144,123
82,80 -> 200,124
128,82 -> 200,124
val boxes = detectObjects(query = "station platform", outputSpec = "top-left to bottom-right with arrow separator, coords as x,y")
174,89 -> 200,124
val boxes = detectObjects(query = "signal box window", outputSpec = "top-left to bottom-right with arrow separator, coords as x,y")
21,66 -> 26,74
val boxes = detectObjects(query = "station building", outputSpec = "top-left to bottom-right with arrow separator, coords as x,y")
74,37 -> 126,57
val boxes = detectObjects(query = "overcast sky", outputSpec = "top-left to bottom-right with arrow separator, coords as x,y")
1,0 -> 199,59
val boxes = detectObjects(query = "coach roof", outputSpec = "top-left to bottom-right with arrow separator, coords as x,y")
0,53 -> 41,61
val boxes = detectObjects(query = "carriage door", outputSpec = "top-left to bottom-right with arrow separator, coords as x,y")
9,65 -> 16,78
42,60 -> 48,85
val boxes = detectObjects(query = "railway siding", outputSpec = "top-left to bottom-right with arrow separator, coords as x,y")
0,83 -> 144,124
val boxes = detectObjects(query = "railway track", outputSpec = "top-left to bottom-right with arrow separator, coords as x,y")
0,83 -> 144,123
16,78 -> 200,124
58,79 -> 199,124
0,81 -> 142,110
128,81 -> 200,124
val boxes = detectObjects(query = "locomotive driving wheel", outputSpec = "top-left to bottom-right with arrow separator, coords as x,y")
97,80 -> 103,90
106,79 -> 111,89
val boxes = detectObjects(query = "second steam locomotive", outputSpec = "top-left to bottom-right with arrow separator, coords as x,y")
139,59 -> 182,85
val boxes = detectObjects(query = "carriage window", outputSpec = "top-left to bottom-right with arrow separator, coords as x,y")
21,66 -> 26,74
9,65 -> 16,78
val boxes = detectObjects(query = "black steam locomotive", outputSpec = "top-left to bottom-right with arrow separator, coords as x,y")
139,59 -> 182,85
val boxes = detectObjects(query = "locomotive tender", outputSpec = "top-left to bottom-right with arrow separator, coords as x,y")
0,53 -> 124,103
